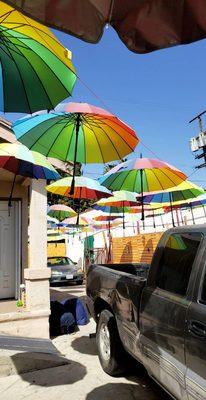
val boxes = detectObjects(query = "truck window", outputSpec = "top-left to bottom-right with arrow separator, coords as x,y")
156,233 -> 202,296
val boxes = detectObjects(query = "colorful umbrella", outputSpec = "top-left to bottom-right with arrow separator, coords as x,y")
13,102 -> 138,194
94,215 -> 122,222
46,176 -> 112,199
96,190 -> 138,229
47,176 -> 112,225
0,143 -> 60,180
141,181 -> 204,227
0,2 -> 76,113
100,157 -> 187,223
0,142 -> 60,209
6,1 -> 206,54
163,194 -> 206,225
48,204 -> 77,222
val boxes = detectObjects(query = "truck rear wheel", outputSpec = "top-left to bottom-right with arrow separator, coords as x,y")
96,309 -> 128,376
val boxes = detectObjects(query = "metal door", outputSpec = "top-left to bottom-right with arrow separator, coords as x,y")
0,201 -> 20,299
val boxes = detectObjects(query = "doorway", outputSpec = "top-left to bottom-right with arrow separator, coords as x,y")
0,201 -> 21,300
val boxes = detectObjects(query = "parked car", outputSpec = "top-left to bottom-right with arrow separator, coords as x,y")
87,225 -> 206,400
48,256 -> 84,285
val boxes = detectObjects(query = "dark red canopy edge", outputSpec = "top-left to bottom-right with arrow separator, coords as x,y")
4,0 -> 206,53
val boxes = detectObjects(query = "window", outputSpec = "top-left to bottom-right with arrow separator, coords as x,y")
156,233 -> 202,296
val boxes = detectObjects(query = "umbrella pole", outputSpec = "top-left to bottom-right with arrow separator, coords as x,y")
169,192 -> 175,227
202,205 -> 206,218
189,203 -> 195,224
175,209 -> 180,226
8,172 -> 17,215
122,201 -> 125,230
140,168 -> 145,229
161,215 -> 165,229
108,220 -> 111,263
153,210 -> 156,229
180,208 -> 184,225
70,113 -> 81,195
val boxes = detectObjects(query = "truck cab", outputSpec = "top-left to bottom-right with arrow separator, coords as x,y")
140,226 -> 206,400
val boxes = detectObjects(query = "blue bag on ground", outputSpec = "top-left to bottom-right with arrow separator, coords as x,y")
50,300 -> 76,335
61,298 -> 89,326
60,312 -> 76,334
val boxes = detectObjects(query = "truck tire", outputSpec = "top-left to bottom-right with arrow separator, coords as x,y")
96,309 -> 127,376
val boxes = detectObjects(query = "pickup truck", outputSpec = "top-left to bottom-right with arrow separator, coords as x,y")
87,226 -> 206,400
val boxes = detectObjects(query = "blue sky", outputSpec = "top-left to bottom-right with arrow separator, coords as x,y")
2,26 -> 206,186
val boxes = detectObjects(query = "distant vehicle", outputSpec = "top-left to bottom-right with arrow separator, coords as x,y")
87,226 -> 206,400
48,256 -> 84,285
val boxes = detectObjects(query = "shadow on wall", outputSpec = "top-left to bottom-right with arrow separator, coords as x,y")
140,238 -> 154,263
120,241 -> 133,263
11,352 -> 87,386
86,382 -> 171,400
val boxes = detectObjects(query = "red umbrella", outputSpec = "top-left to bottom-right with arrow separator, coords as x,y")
6,0 -> 206,54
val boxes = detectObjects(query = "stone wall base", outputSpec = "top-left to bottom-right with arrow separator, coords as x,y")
0,309 -> 50,339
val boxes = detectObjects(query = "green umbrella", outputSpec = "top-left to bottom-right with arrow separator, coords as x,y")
0,2 -> 76,112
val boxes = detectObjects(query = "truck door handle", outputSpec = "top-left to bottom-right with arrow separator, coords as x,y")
189,321 -> 206,338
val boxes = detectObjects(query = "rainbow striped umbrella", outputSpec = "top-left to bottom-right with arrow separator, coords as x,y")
0,143 -> 60,180
141,181 -> 204,204
48,204 -> 77,222
141,180 -> 204,227
47,176 -> 112,225
0,142 -> 60,209
46,176 -> 111,200
13,102 -> 138,194
100,156 -> 187,223
95,191 -> 137,229
0,2 -> 76,113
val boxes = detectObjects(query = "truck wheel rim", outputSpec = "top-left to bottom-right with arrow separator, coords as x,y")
99,323 -> 111,361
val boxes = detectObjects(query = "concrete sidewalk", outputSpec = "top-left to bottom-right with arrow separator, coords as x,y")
0,319 -> 170,400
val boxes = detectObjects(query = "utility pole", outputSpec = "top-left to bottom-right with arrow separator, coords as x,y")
189,110 -> 206,169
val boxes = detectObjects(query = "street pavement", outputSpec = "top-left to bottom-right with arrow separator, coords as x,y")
0,284 -> 171,400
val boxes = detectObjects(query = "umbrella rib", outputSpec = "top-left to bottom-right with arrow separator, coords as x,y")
86,115 -> 137,152
151,169 -> 166,190
85,118 -> 122,161
0,9 -> 14,24
2,9 -> 74,71
64,123 -> 77,162
45,121 -> 73,159
15,12 -> 72,68
2,34 -> 56,111
3,40 -> 33,113
18,116 -> 64,153
2,27 -> 75,98
158,168 -> 181,188
83,119 -> 105,163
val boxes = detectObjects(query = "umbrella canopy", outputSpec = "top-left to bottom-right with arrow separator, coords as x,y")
6,1 -> 206,54
0,142 -> 60,180
141,181 -> 204,227
13,102 -> 138,163
0,2 -> 76,113
46,176 -> 112,200
96,190 -> 137,229
100,158 -> 186,192
48,204 -> 77,222
94,215 -> 122,221
97,190 -> 138,207
141,181 -> 205,204
47,215 -> 59,225
13,102 -> 138,194
100,157 -> 187,225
